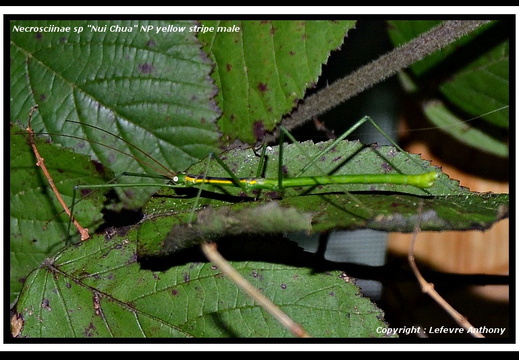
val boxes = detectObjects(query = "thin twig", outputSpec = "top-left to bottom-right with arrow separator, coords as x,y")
408,201 -> 484,338
200,242 -> 311,338
26,105 -> 90,241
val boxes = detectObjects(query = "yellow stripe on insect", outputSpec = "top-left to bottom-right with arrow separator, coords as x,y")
184,175 -> 257,186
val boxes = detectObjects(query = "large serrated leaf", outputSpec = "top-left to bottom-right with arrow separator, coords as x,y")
199,20 -> 355,143
10,19 -> 222,209
13,230 -> 392,338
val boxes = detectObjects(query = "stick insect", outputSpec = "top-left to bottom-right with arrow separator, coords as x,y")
61,114 -> 440,226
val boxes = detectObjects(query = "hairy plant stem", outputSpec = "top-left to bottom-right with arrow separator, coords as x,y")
263,20 -> 491,143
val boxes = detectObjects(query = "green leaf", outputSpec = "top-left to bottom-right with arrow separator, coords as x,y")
13,230 -> 392,338
9,123 -> 113,304
199,20 -> 355,143
10,19 -> 222,209
386,20 -> 509,156
138,139 -> 508,257
439,40 -> 509,130
423,101 -> 508,158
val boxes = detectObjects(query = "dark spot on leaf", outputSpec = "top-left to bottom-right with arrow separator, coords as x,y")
183,272 -> 190,282
41,298 -> 51,311
146,39 -> 156,47
93,292 -> 102,316
289,50 -> 296,56
381,163 -> 393,172
226,63 -> 232,71
92,159 -> 107,175
172,289 -> 179,296
127,253 -> 138,265
266,191 -> 281,199
257,82 -> 268,92
329,292 -> 335,296
83,322 -> 97,337
138,63 -> 154,74
281,283 -> 287,290
104,227 -> 118,241
253,121 -> 266,141
35,32 -> 43,40
386,148 -> 398,158
39,93 -> 46,101
80,188 -> 92,197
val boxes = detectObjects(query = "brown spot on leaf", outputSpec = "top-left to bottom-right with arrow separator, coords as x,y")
83,322 -> 97,337
253,121 -> 266,141
93,292 -> 102,316
10,313 -> 24,337
80,188 -> 93,198
257,82 -> 268,92
41,298 -> 51,311
138,63 -> 154,74
381,163 -> 393,172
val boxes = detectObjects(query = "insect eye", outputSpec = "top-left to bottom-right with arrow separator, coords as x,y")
172,176 -> 179,183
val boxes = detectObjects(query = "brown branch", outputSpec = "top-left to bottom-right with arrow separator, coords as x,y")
408,202 -> 484,338
26,105 -> 90,241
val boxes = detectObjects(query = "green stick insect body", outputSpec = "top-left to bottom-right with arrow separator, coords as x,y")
53,115 -> 444,231
168,116 -> 440,193
173,171 -> 438,192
